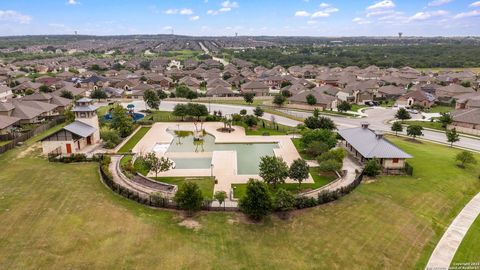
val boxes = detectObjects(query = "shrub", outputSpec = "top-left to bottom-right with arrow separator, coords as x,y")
274,188 -> 295,211
364,158 -> 381,177
174,182 -> 204,215
100,127 -> 121,149
301,129 -> 337,149
318,159 -> 342,173
239,179 -> 273,220
317,148 -> 346,163
455,151 -> 477,168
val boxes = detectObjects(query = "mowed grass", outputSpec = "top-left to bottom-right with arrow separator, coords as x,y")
452,215 -> 480,264
118,126 -> 151,153
0,132 -> 479,269
404,120 -> 445,131
232,167 -> 336,199
153,177 -> 215,199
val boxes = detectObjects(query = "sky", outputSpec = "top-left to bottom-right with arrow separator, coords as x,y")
0,0 -> 479,36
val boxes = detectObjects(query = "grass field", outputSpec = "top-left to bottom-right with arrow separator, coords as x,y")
153,177 -> 215,199
118,126 -> 151,153
232,167 -> 336,198
404,120 -> 445,131
291,138 -> 316,160
0,132 -> 479,269
144,110 -> 183,122
452,215 -> 480,265
425,105 -> 454,114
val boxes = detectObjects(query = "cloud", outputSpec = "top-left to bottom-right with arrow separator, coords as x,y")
311,11 -> 329,18
0,10 -> 32,24
352,17 -> 371,24
67,0 -> 78,5
163,26 -> 173,31
319,3 -> 330,8
164,8 -> 194,15
453,9 -> 480,19
428,0 -> 453,6
366,9 -> 394,17
367,0 -> 395,10
470,1 -> 480,7
295,11 -> 310,17
408,10 -> 448,21
307,20 -> 318,25
190,15 -> 200,21
207,1 -> 239,15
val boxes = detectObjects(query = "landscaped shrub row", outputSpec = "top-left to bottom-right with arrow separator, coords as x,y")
48,153 -> 103,163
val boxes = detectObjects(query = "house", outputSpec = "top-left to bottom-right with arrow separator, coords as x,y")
205,86 -> 235,97
21,92 -> 72,113
289,89 -> 337,110
396,90 -> 436,108
436,84 -> 475,101
449,108 -> 480,136
338,124 -> 412,172
41,98 -> 100,155
0,115 -> 20,135
179,76 -> 201,89
240,80 -> 269,96
0,85 -> 13,101
377,85 -> 407,99
455,93 -> 480,109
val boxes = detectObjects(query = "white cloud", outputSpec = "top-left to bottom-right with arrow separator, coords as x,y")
319,3 -> 331,8
207,1 -> 239,15
367,0 -> 395,10
454,9 -> 480,19
408,10 -> 448,21
164,8 -> 194,15
163,26 -> 173,31
67,0 -> 78,5
428,0 -> 453,7
295,11 -> 310,17
221,1 -> 239,9
311,11 -> 329,18
307,20 -> 318,25
470,1 -> 480,7
0,10 -> 32,24
190,15 -> 200,21
352,17 -> 371,24
324,7 -> 339,13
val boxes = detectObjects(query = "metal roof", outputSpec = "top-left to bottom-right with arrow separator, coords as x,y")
72,105 -> 97,112
338,127 -> 412,159
63,121 -> 96,138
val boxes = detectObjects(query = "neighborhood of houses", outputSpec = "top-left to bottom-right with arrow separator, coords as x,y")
0,55 -> 479,139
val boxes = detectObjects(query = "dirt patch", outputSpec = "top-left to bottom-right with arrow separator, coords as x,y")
216,127 -> 235,133
178,219 -> 202,231
16,143 -> 41,159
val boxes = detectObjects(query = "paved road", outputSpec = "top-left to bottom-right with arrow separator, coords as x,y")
122,100 -> 480,151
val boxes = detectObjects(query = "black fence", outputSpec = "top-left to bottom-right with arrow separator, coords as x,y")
0,117 -> 66,154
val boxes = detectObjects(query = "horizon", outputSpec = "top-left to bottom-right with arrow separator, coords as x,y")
1,0 -> 480,37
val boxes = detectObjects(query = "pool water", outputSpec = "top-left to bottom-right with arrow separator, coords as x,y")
165,131 -> 278,175
104,112 -> 144,122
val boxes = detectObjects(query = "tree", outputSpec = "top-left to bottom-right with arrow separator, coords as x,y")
100,127 -> 121,149
144,153 -> 173,178
304,116 -> 336,130
391,121 -> 403,136
460,80 -> 471,87
239,109 -> 247,116
259,156 -> 289,188
281,89 -> 292,98
304,141 -> 330,157
90,88 -> 107,100
313,108 -> 320,118
157,89 -> 168,99
446,128 -> 460,147
186,90 -> 198,100
455,151 -> 477,168
273,94 -> 287,107
301,129 -> 337,149
273,188 -> 295,212
243,92 -> 254,104
64,107 -> 75,123
243,115 -> 257,128
319,159 -> 342,173
407,125 -> 423,139
239,179 -> 273,220
337,101 -> 352,112
174,182 -> 204,215
214,191 -> 227,208
175,84 -> 192,98
253,106 -> 264,118
186,103 -> 209,120
110,105 -> 134,137
289,158 -> 309,187
317,148 -> 346,163
172,104 -> 188,121
395,108 -> 411,121
438,113 -> 453,128
363,158 -> 381,177
60,90 -> 74,99
143,89 -> 160,110
39,85 -> 51,93
306,94 -> 317,106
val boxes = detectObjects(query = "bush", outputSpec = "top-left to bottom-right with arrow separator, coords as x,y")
239,179 -> 273,220
174,182 -> 204,215
100,127 -> 121,149
318,159 -> 342,173
294,196 -> 318,209
274,188 -> 295,211
304,141 -> 330,157
317,148 -> 346,163
304,116 -> 335,130
301,129 -> 337,149
364,158 -> 381,177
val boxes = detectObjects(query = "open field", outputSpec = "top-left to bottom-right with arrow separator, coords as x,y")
232,167 -> 336,198
118,126 -> 151,153
0,131 -> 479,269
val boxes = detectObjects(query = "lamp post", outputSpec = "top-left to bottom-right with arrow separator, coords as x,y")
210,163 -> 214,178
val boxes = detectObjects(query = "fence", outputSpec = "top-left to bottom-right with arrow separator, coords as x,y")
0,117 -> 66,154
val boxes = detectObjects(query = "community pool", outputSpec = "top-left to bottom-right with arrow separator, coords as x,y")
157,130 -> 278,175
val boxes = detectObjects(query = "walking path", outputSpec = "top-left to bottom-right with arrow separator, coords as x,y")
302,155 -> 363,198
425,192 -> 480,270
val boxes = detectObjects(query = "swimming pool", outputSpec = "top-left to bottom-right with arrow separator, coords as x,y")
159,130 -> 278,175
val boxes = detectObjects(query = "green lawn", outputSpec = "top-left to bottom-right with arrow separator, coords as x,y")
118,126 -> 151,153
0,133 -> 479,269
0,140 -> 11,147
404,120 -> 445,131
291,138 -> 316,160
232,167 -> 336,199
452,215 -> 480,264
351,104 -> 367,112
144,111 -> 183,122
196,99 -> 265,107
153,177 -> 215,199
425,106 -> 454,114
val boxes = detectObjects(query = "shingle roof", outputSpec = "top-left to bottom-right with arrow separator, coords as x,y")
338,127 -> 412,159
452,108 -> 480,125
0,115 -> 20,129
63,121 -> 96,138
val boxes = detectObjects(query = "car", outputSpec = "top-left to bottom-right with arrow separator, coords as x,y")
407,109 -> 419,114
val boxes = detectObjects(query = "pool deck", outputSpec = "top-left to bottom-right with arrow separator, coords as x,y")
133,122 -> 313,195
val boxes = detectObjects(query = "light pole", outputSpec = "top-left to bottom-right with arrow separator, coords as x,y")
210,163 -> 214,178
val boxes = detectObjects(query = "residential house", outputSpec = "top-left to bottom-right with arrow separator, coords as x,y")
0,115 -> 20,135
240,80 -> 269,96
205,86 -> 235,97
436,84 -> 475,101
449,108 -> 480,136
396,90 -> 436,108
289,89 -> 337,110
0,86 -> 13,101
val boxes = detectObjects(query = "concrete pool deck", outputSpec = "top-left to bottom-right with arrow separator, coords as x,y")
132,122 -> 313,195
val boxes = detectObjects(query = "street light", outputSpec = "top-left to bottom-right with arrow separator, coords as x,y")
210,163 -> 214,177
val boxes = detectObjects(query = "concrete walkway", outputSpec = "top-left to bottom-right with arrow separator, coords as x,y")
425,192 -> 480,270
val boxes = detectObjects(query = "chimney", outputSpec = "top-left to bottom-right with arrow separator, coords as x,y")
361,122 -> 370,129
375,131 -> 384,139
